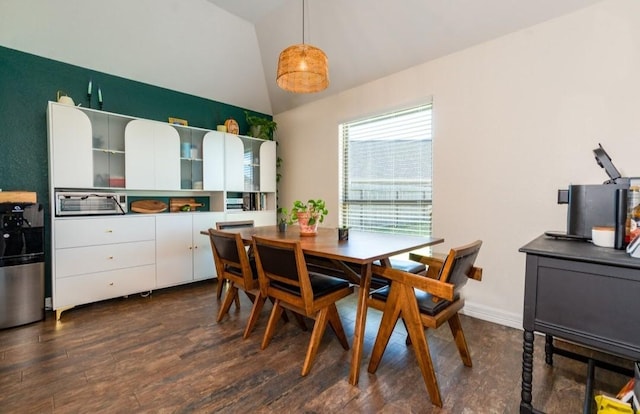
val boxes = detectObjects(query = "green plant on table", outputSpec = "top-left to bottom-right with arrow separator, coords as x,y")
290,199 -> 328,226
277,207 -> 290,224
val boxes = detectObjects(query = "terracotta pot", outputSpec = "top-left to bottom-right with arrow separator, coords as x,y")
296,212 -> 318,236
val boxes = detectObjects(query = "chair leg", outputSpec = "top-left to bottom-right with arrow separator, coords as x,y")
293,313 -> 308,331
216,277 -> 225,300
368,284 -> 403,374
448,313 -> 472,367
243,294 -> 266,339
233,286 -> 241,309
401,318 -> 412,346
216,284 -> 239,322
327,304 -> 349,350
268,297 -> 290,323
401,286 -> 442,408
302,307 -> 330,376
261,300 -> 284,350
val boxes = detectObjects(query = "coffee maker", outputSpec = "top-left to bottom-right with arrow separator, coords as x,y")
555,144 -> 638,247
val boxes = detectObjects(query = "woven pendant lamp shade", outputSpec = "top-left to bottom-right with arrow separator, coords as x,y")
276,44 -> 329,93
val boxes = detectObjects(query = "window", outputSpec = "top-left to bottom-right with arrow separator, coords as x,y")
339,103 -> 433,237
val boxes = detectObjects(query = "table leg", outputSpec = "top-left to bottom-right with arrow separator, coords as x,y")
521,329 -> 535,414
349,262 -> 372,386
583,358 -> 596,414
545,334 -> 554,365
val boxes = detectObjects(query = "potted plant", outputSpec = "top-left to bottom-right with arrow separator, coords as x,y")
290,199 -> 328,236
277,207 -> 289,232
245,111 -> 277,141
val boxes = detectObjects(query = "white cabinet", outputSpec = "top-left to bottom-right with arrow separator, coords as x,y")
224,134 -> 276,192
155,212 -> 224,288
48,103 -> 93,188
47,102 -> 278,317
47,102 -> 130,189
192,213 -> 224,280
175,128 -> 225,191
259,140 -> 277,192
224,133 -> 246,192
223,134 -> 277,221
125,119 -> 180,190
203,131 -> 225,191
53,216 -> 156,317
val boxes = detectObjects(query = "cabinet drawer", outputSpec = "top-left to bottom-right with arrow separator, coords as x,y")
56,240 -> 155,278
55,216 -> 155,248
54,264 -> 156,309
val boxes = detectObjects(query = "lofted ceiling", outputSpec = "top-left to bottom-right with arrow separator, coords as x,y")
207,0 -> 603,115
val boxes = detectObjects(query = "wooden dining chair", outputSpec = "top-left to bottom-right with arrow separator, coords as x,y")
367,240 -> 483,407
214,220 -> 255,303
252,236 -> 354,376
208,228 -> 264,339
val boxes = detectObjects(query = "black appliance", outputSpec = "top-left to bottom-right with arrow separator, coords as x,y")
0,202 -> 45,329
556,144 -> 637,241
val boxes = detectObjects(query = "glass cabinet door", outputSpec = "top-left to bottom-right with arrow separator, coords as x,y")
242,137 -> 262,192
177,126 -> 206,190
86,110 -> 130,188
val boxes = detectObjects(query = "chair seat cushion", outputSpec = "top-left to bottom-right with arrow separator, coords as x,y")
272,272 -> 350,298
371,285 -> 456,316
370,259 -> 427,289
388,259 -> 427,274
226,257 -> 258,279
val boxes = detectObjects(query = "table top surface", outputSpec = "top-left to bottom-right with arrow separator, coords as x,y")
213,225 -> 444,265
520,234 -> 640,269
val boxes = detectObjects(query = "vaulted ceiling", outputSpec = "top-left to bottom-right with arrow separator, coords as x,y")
207,0 -> 603,115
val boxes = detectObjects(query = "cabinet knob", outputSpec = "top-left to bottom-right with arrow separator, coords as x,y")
109,282 -> 114,286
189,246 -> 193,250
106,229 -> 113,233
108,256 -> 114,259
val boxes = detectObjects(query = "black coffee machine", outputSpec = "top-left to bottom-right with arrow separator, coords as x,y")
555,144 -> 637,247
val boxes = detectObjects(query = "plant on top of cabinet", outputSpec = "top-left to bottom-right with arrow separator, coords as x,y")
245,111 -> 277,141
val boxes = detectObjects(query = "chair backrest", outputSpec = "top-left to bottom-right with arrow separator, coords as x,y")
437,240 -> 482,293
215,220 -> 255,230
208,228 -> 255,287
252,236 -> 314,311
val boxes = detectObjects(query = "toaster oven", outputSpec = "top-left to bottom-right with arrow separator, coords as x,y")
55,192 -> 127,216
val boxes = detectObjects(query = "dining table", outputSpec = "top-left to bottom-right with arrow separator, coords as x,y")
204,225 -> 443,385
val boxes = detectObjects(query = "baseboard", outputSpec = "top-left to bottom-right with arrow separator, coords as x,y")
461,300 -> 522,330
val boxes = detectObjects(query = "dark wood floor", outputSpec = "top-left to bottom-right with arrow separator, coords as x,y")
0,280 -> 633,413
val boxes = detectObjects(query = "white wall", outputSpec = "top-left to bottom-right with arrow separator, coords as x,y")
275,0 -> 640,328
0,0 -> 272,114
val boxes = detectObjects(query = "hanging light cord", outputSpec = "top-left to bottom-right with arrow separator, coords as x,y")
302,0 -> 306,45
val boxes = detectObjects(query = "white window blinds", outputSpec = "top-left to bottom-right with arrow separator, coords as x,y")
339,103 -> 433,236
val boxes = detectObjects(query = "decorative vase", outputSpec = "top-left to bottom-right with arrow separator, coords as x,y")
297,212 -> 318,236
278,221 -> 287,232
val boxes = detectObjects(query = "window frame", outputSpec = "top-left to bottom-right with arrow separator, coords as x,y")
339,102 -> 434,237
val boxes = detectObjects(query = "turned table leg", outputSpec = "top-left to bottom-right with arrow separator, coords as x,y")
520,329 -> 535,414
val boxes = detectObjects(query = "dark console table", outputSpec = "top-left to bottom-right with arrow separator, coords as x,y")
519,235 -> 640,414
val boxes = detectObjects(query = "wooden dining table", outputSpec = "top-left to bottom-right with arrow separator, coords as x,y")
205,225 -> 443,385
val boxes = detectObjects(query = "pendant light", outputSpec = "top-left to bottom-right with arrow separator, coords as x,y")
276,0 -> 329,93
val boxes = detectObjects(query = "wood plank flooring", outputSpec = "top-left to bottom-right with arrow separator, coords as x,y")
0,280 -> 633,413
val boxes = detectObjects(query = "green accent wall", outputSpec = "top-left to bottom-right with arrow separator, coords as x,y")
0,45 -> 270,297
